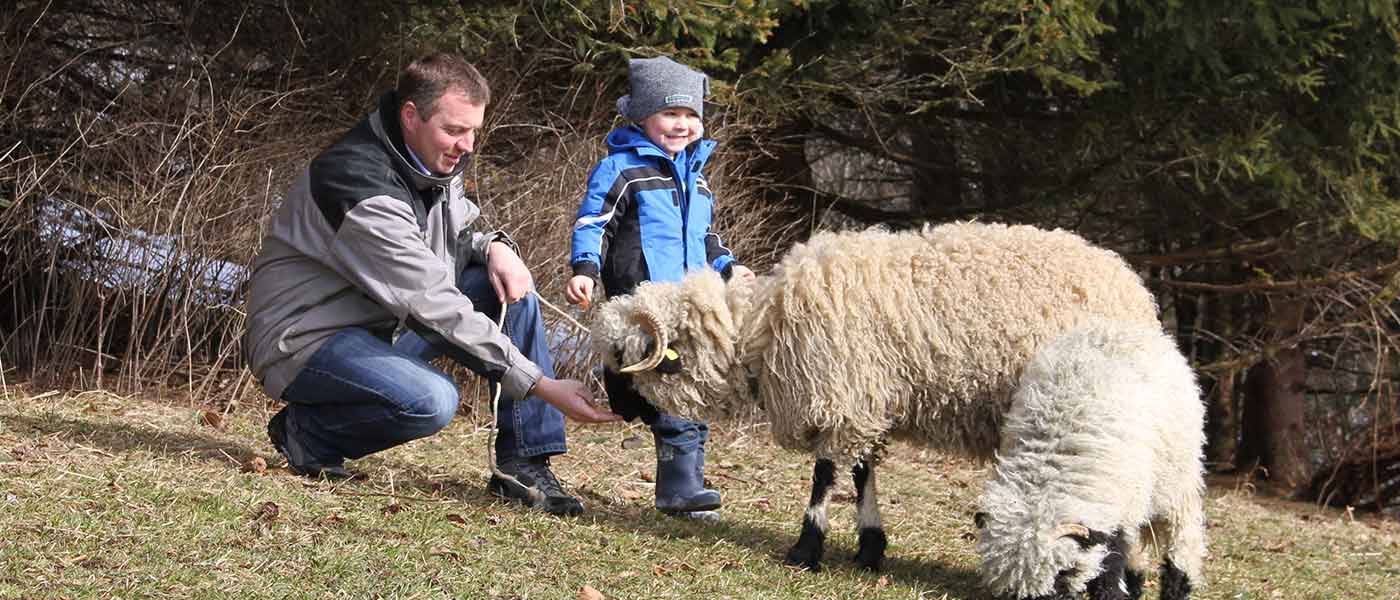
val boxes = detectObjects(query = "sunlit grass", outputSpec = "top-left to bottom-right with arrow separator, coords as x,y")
1,387 -> 1396,599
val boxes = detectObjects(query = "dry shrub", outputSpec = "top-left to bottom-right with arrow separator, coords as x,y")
1,11 -> 806,416
2,77 -> 357,402
1,1 -> 417,405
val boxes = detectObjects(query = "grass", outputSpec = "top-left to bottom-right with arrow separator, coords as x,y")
1,387 -> 1397,600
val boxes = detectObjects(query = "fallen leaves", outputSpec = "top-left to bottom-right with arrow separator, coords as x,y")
431,547 -> 465,562
243,456 -> 268,474
199,409 -> 224,430
253,501 -> 280,522
250,501 -> 281,533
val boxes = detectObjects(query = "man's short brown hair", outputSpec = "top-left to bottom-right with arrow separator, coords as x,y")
398,52 -> 491,119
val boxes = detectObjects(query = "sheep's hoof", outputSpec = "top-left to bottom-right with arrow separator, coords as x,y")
783,544 -> 823,572
851,528 -> 884,570
853,527 -> 887,571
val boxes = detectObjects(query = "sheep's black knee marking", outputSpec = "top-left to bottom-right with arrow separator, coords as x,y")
854,527 -> 887,571
808,458 -> 836,505
1124,568 -> 1145,599
1159,559 -> 1192,600
785,459 -> 836,571
852,460 -> 870,504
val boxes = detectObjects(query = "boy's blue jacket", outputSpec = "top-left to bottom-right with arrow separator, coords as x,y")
570,125 -> 736,297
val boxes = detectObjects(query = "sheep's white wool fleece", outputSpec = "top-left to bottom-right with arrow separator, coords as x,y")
977,317 -> 1207,598
591,222 -> 1159,463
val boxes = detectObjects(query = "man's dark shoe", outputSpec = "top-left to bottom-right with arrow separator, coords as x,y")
267,407 -> 352,481
489,456 -> 584,516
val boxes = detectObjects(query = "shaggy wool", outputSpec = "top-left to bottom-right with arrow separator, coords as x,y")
976,317 -> 1207,599
590,221 -> 1160,466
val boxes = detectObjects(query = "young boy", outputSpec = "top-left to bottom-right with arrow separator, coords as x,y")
565,56 -> 755,519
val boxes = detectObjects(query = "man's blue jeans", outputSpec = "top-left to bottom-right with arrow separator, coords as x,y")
278,265 -> 568,465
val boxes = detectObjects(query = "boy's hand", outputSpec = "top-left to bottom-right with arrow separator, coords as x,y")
487,241 -> 534,304
565,275 -> 595,309
730,264 -> 757,282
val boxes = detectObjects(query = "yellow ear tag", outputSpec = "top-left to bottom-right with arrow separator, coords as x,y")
663,347 -> 680,361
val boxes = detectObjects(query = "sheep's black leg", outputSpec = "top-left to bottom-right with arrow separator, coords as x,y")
851,459 -> 887,571
1159,559 -> 1192,600
784,458 -> 835,571
1124,568 -> 1145,599
1085,529 -> 1131,600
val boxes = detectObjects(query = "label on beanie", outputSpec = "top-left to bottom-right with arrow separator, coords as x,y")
664,94 -> 693,104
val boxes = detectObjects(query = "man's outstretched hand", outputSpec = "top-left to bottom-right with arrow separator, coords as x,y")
532,376 -> 621,423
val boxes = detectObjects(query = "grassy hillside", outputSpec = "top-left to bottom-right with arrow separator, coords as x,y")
1,387 -> 1396,599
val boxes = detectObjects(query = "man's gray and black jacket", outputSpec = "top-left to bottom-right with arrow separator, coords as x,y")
243,91 -> 540,402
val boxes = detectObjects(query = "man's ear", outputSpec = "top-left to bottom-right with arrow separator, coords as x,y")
400,100 -> 423,135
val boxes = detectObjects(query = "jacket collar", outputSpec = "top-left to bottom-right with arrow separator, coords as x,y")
606,125 -> 717,169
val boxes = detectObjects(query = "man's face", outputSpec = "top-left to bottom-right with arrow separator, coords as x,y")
400,91 -> 485,175
639,107 -> 701,157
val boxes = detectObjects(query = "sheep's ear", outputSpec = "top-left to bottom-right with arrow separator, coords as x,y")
973,512 -> 988,529
643,340 -> 684,374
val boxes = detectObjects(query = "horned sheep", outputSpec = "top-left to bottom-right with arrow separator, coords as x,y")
975,317 -> 1206,600
589,222 -> 1161,573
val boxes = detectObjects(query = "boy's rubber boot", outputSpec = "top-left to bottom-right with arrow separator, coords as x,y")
652,416 -> 721,515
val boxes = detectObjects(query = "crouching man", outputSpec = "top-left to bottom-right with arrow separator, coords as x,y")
243,51 -> 620,516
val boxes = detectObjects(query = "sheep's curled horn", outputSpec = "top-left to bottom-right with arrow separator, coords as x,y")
1055,523 -> 1092,544
619,311 -> 669,373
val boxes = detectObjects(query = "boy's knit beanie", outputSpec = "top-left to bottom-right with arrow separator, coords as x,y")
616,56 -> 708,122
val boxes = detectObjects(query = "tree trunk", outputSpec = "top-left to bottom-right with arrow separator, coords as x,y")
1184,287 -> 1241,470
1239,345 -> 1312,489
1236,294 -> 1313,490
1206,368 -> 1239,470
909,122 -> 963,213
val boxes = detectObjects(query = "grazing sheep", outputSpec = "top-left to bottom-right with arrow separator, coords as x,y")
589,222 -> 1161,572
975,317 -> 1206,600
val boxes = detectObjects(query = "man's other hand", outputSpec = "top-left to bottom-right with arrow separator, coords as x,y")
487,241 -> 534,304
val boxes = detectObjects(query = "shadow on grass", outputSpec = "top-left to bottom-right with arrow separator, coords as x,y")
384,466 -> 987,597
1,409 -> 985,596
1,410 -> 270,467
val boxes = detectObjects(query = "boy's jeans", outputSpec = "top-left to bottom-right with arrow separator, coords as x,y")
279,265 -> 568,465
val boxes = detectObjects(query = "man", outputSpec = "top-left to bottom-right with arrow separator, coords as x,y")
243,52 -> 619,516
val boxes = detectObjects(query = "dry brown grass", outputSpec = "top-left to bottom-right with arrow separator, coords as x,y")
2,385 -> 1397,599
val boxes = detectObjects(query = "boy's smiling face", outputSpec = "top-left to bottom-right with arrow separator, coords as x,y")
640,107 -> 702,157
